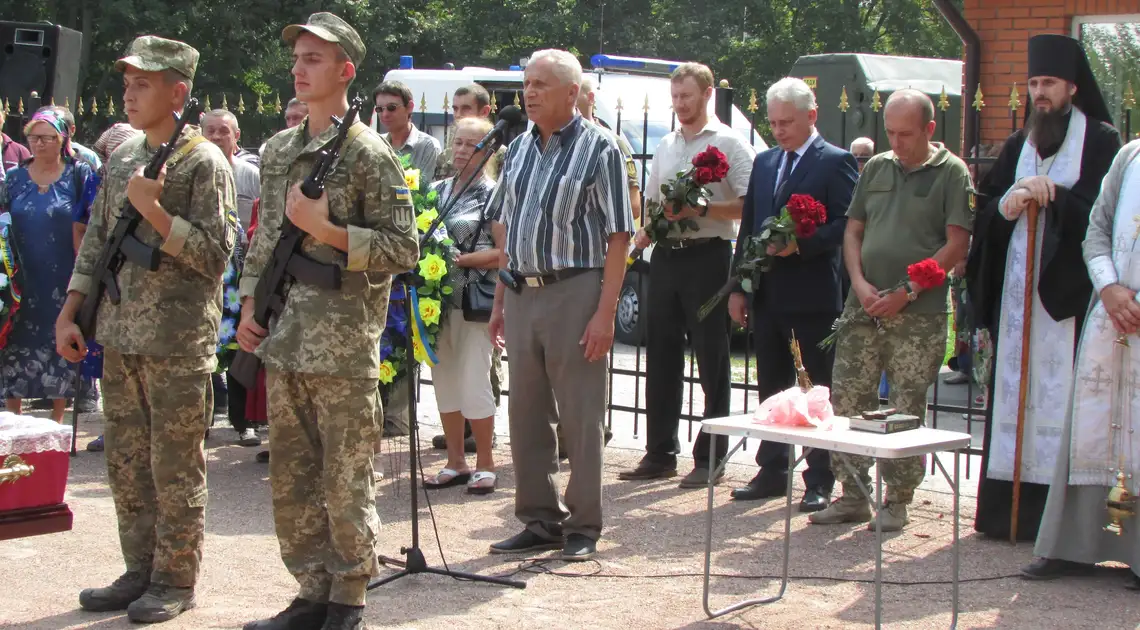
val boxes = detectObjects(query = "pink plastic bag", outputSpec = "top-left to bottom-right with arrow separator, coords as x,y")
754,386 -> 834,429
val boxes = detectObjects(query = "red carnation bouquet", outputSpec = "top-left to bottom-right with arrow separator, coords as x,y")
819,257 -> 947,348
642,145 -> 731,244
697,194 -> 828,321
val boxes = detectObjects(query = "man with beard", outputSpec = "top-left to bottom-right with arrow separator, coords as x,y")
967,33 -> 1122,542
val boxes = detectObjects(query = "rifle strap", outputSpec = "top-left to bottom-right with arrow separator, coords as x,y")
166,135 -> 208,169
344,122 -> 368,148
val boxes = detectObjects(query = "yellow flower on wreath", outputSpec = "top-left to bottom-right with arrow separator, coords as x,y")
418,253 -> 447,283
378,360 -> 397,384
416,208 -> 438,233
418,297 -> 442,326
404,169 -> 421,192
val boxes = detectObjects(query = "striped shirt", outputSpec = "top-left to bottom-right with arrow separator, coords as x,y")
383,124 -> 441,182
487,116 -> 634,275
432,176 -> 496,307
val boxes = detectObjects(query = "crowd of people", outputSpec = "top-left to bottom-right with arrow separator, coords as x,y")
0,7 -> 1133,627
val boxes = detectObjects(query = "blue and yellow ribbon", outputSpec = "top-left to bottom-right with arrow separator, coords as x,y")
0,232 -> 21,307
407,288 -> 439,367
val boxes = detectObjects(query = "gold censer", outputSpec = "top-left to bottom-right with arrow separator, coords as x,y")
1106,471 -> 1137,536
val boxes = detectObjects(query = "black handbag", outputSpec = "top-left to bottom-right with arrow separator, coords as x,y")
458,208 -> 496,323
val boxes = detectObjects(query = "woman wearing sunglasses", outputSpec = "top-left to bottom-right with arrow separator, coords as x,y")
0,107 -> 98,423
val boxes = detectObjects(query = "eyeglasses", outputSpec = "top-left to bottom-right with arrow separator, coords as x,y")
26,134 -> 59,145
374,103 -> 406,113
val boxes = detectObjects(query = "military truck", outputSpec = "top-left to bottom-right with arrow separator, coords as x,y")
789,53 -> 964,154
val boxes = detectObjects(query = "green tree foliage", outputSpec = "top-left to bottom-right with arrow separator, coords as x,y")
2,0 -> 964,144
1083,22 -> 1140,138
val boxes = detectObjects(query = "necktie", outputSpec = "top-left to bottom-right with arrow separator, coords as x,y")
776,150 -> 798,198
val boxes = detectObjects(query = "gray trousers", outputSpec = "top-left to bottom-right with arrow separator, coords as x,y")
505,269 -> 606,540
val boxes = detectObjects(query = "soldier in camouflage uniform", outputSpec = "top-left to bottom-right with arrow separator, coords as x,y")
808,90 -> 972,533
56,37 -> 237,623
236,13 -> 419,630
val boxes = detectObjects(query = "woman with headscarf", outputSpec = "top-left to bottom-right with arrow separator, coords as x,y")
0,107 -> 98,422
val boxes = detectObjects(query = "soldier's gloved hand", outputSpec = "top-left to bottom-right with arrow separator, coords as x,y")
55,318 -> 87,363
285,183 -> 331,237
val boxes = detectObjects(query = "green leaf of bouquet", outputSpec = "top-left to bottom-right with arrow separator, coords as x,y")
441,286 -> 453,295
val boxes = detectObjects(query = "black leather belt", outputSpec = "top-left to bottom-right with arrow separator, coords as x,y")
657,237 -> 721,250
512,267 -> 594,289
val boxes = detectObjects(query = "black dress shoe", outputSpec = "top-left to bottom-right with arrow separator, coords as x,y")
561,534 -> 597,561
618,459 -> 677,480
731,474 -> 788,501
798,487 -> 831,513
1020,557 -> 1096,580
490,527 -> 565,554
243,598 -> 328,630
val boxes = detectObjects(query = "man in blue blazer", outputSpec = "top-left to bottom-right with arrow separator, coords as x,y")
728,77 -> 859,512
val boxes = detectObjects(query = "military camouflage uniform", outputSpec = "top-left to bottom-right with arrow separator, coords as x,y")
240,14 -> 419,608
827,146 -> 973,508
68,39 -> 236,592
830,308 -> 946,503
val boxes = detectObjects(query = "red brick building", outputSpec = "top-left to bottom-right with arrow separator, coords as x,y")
963,0 -> 1140,146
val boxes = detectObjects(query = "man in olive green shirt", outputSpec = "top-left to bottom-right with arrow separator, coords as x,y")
809,89 -> 972,533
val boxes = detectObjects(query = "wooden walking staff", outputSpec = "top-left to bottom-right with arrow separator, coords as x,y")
1010,200 -> 1040,544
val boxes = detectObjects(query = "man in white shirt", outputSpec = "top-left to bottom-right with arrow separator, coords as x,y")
618,63 -> 755,488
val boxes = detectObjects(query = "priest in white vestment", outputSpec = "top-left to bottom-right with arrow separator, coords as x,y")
1023,139 -> 1140,588
966,33 -> 1122,541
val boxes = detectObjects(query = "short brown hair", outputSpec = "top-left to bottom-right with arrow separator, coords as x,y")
671,63 -> 713,92
373,80 -> 412,107
455,84 -> 490,110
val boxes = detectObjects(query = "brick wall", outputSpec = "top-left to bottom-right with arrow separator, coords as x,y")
965,0 -> 1140,145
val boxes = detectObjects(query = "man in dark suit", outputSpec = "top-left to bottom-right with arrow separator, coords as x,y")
727,77 -> 858,512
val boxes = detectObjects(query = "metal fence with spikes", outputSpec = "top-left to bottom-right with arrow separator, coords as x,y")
410,79 -> 1135,475
7,78 -> 1136,475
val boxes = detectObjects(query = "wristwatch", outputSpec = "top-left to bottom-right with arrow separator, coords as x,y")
905,284 -> 919,302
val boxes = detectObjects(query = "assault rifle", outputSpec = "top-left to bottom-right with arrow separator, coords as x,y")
74,98 -> 201,339
228,97 -> 363,388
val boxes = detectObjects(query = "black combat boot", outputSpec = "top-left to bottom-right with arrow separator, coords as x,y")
78,570 -> 149,612
243,598 -> 328,630
126,583 -> 196,623
320,603 -> 364,630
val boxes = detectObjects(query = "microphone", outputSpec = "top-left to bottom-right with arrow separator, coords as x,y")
475,105 -> 524,151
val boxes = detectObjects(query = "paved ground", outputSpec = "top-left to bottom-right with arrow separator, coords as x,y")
3,362 -> 1139,629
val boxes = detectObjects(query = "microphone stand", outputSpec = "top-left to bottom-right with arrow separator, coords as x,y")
368,132 -> 525,592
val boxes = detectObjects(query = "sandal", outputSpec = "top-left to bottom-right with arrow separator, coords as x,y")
423,468 -> 470,489
467,470 -> 497,495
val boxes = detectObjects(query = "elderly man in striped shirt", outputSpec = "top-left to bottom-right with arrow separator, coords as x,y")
487,49 -> 634,561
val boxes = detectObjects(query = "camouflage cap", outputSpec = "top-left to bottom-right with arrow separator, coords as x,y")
115,36 -> 199,80
282,12 -> 366,67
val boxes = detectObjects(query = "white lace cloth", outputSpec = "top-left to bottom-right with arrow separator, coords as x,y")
0,412 -> 72,455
